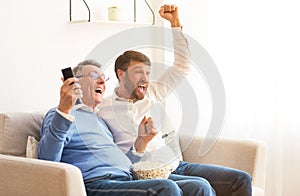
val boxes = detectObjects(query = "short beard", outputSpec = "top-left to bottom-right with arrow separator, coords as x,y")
124,73 -> 145,101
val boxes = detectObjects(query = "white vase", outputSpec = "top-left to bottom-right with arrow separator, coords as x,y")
108,6 -> 119,21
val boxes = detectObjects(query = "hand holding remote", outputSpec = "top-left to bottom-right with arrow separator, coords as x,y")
61,67 -> 82,108
61,67 -> 76,85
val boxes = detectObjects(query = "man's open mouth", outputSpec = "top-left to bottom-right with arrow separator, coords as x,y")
95,87 -> 103,95
137,85 -> 146,93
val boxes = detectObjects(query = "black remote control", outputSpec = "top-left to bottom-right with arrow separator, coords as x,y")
61,67 -> 75,85
61,67 -> 82,104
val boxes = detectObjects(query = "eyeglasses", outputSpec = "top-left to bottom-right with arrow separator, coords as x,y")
77,71 -> 110,81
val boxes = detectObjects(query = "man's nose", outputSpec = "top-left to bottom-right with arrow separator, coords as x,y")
141,72 -> 149,82
97,77 -> 105,84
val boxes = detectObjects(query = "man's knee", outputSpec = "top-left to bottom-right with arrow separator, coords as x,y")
149,179 -> 182,196
182,179 -> 216,196
232,170 -> 252,195
237,171 -> 252,187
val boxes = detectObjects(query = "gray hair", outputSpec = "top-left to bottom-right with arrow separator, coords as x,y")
73,59 -> 102,77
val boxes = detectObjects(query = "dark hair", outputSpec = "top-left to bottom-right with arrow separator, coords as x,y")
114,50 -> 151,80
73,59 -> 102,77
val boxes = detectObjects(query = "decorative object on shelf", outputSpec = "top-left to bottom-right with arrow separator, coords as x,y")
69,0 -> 91,22
108,6 -> 120,21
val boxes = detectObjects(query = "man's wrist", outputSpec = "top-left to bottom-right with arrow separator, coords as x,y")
56,108 -> 75,122
132,144 -> 145,156
170,19 -> 182,28
134,137 -> 147,153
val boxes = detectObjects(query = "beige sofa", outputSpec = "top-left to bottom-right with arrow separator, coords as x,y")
0,112 -> 266,196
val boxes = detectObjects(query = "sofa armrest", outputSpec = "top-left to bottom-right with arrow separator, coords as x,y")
0,154 -> 86,196
180,136 -> 267,190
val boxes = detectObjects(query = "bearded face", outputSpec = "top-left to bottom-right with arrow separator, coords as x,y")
124,72 -> 147,101
120,61 -> 151,102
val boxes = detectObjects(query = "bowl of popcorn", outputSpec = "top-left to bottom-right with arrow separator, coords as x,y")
131,161 -> 172,180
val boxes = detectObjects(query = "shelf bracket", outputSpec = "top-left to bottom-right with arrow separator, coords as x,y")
144,0 -> 155,25
134,0 -> 155,25
69,0 -> 91,22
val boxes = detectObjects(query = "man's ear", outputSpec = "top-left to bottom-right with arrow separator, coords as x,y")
117,69 -> 124,79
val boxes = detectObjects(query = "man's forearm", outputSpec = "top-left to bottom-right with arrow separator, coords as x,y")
172,27 -> 190,73
38,109 -> 70,161
170,18 -> 181,28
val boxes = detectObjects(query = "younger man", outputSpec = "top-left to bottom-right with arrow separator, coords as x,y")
98,4 -> 252,196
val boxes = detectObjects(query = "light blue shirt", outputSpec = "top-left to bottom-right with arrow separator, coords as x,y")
38,107 -> 140,180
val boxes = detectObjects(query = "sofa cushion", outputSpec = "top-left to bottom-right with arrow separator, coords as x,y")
26,136 -> 39,159
0,112 -> 45,157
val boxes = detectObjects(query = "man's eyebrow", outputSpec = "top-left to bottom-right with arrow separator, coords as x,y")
132,65 -> 151,70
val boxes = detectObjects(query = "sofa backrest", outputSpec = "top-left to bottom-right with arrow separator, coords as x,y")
0,112 -> 45,157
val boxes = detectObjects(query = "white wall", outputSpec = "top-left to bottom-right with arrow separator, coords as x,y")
0,0 -> 155,112
172,0 -> 300,195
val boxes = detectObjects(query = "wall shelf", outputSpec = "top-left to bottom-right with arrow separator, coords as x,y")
67,20 -> 151,26
69,0 -> 155,25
